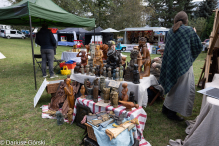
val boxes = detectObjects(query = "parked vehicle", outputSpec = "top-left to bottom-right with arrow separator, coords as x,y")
202,39 -> 210,51
2,29 -> 26,39
0,29 -> 5,37
116,42 -> 126,51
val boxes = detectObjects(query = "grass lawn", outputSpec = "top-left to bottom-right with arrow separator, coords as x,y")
0,37 -> 206,146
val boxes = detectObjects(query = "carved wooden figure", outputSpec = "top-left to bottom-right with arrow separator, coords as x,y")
108,67 -> 112,80
93,78 -> 99,103
91,66 -> 95,76
103,87 -> 110,103
64,78 -> 75,109
129,91 -> 135,103
86,65 -> 90,75
100,44 -> 109,60
67,108 -> 73,123
113,69 -> 116,80
84,78 -> 93,99
76,51 -> 88,66
100,77 -> 106,99
121,83 -> 129,101
111,91 -> 118,108
103,67 -> 107,77
119,65 -> 123,81
133,64 -> 140,84
80,85 -> 85,99
115,68 -> 119,81
81,65 -> 84,74
74,62 -> 81,74
119,101 -> 139,111
124,63 -> 132,81
95,65 -> 100,77
93,45 -> 103,68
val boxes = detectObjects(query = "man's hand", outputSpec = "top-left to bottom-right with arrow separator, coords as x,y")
193,27 -> 196,33
153,57 -> 160,62
152,62 -> 157,68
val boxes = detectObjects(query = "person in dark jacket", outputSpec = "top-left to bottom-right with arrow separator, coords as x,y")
35,23 -> 58,78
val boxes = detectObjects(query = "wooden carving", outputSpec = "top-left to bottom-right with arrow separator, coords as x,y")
121,83 -> 128,101
80,85 -> 85,99
67,108 -> 73,123
93,78 -> 99,103
100,44 -> 109,60
64,78 -> 75,109
76,51 -> 88,66
119,100 -> 139,111
93,45 -> 103,69
103,87 -> 110,103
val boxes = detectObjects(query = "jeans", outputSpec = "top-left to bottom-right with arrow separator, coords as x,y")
40,49 -> 54,76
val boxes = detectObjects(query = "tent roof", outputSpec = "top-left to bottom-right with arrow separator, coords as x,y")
90,26 -> 103,33
101,28 -> 119,32
120,26 -> 170,32
57,28 -> 89,34
0,0 -> 95,27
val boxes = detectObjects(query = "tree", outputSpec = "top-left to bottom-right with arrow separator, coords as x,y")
198,0 -> 218,19
188,17 -> 207,38
201,13 -> 215,41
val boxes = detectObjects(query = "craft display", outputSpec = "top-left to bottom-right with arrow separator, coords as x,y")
99,77 -> 106,99
95,65 -> 100,77
81,65 -> 85,74
138,37 -> 151,78
80,85 -> 86,99
67,108 -> 73,123
121,83 -> 128,101
93,45 -> 103,68
86,65 -> 90,75
84,78 -> 93,99
56,111 -> 64,125
119,65 -> 124,81
103,87 -> 110,103
71,81 -> 81,99
93,78 -> 99,103
76,51 -> 88,66
64,78 -> 75,109
119,101 -> 139,111
108,67 -> 112,80
61,65 -> 71,75
124,63 -> 132,82
115,68 -> 119,81
133,64 -> 140,84
111,91 -> 118,108
89,63 -> 93,73
103,67 -> 107,77
129,91 -> 135,103
113,69 -> 116,80
130,49 -> 139,80
74,62 -> 81,74
105,49 -> 122,74
100,44 -> 109,60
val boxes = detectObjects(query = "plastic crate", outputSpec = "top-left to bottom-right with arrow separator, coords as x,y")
59,62 -> 76,69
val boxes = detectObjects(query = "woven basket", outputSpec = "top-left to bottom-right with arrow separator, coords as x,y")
61,65 -> 71,75
46,83 -> 59,94
85,123 -> 97,142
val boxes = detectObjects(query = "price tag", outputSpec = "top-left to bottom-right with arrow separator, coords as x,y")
108,80 -> 120,88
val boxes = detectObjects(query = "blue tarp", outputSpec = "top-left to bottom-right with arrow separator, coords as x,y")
58,41 -> 75,46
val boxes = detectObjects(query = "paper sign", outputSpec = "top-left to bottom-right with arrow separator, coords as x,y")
108,80 -> 120,88
34,79 -> 49,108
0,52 -> 6,59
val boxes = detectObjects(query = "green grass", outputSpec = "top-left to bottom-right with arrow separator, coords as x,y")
0,37 -> 206,145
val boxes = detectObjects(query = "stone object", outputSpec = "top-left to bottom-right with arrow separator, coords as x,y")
121,83 -> 128,101
93,78 -> 99,103
56,111 -> 64,125
91,66 -> 95,76
64,78 -> 75,109
89,63 -> 93,73
103,87 -> 110,103
93,45 -> 103,69
124,62 -> 132,82
103,67 -> 107,77
76,51 -> 88,66
86,65 -> 90,75
115,68 -> 119,81
111,91 -> 118,108
80,85 -> 85,99
108,67 -> 112,80
133,64 -> 140,84
100,77 -> 106,99
113,69 -> 116,80
84,78 -> 93,99
105,49 -> 122,74
119,65 -> 124,81
129,91 -> 135,103
67,108 -> 73,123
95,65 -> 100,77
74,62 -> 81,74
81,65 -> 85,74
130,49 -> 139,80
119,100 -> 139,111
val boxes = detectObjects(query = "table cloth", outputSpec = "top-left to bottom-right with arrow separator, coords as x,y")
72,96 -> 151,146
61,51 -> 81,62
70,73 -> 158,107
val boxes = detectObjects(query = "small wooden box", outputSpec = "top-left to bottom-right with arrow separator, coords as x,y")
85,123 -> 97,142
46,83 -> 59,94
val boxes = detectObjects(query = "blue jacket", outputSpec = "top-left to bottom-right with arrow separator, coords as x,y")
35,28 -> 56,49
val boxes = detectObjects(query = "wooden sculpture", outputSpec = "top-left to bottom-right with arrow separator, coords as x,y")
130,49 -> 139,79
103,87 -> 110,103
93,45 -> 103,68
121,83 -> 128,101
95,65 -> 100,77
138,37 -> 151,78
93,78 -> 99,103
100,77 -> 106,99
111,91 -> 118,108
100,44 -> 109,60
80,85 -> 85,99
91,66 -> 95,76
67,108 -> 73,123
64,78 -> 75,109
119,100 -> 139,111
74,62 -> 81,74
81,65 -> 85,74
119,65 -> 123,81
84,78 -> 93,99
103,67 -> 107,77
105,49 -> 122,74
115,68 -> 119,81
113,69 -> 116,80
76,51 -> 88,66
129,91 -> 135,103
105,118 -> 139,140
133,64 -> 140,84
124,63 -> 132,82
86,65 -> 90,75
85,45 -> 90,53
108,67 -> 112,80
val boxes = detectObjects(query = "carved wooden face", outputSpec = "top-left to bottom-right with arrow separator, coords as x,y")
66,78 -> 71,85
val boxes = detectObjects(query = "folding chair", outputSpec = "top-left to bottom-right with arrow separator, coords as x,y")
148,86 -> 164,106
53,57 -> 64,70
34,54 -> 43,73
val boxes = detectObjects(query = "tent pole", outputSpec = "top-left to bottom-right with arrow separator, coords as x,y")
94,26 -> 95,44
29,15 -> 37,90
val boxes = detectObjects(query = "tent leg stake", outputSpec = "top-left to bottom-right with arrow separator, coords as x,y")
29,15 -> 37,90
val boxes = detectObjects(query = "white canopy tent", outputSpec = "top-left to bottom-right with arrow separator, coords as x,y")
101,28 -> 120,33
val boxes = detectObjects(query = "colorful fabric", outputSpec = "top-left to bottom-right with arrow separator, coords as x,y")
72,97 -> 151,146
160,25 -> 202,94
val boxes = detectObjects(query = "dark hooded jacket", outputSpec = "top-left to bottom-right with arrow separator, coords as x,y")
35,28 -> 56,49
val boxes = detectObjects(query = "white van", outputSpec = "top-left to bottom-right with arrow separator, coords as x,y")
0,29 -> 5,37
2,29 -> 26,39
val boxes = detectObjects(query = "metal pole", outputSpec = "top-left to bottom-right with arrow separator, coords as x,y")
29,15 -> 37,90
94,26 -> 95,44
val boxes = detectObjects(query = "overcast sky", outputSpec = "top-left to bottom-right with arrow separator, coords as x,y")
0,0 -> 204,7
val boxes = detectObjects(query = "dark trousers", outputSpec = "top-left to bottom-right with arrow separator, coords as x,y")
41,49 -> 54,76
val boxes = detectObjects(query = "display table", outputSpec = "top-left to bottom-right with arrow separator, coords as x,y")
70,73 -> 158,107
73,97 -> 151,146
61,51 -> 81,62
183,74 -> 219,146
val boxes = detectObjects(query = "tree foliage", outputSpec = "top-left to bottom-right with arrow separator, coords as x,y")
188,17 -> 207,38
201,13 -> 215,41
198,0 -> 218,19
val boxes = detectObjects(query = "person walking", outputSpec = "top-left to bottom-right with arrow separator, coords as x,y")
35,23 -> 58,78
160,11 -> 203,121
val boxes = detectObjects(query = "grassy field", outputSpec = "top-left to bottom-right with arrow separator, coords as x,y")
0,37 -> 206,146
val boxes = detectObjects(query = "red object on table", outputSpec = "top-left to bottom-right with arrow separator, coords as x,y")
60,62 -> 76,69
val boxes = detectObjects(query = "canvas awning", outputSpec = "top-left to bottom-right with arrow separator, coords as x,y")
0,0 -> 95,27
101,28 -> 119,33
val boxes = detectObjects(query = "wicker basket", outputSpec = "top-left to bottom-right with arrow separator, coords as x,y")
46,83 -> 59,94
85,123 -> 97,142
